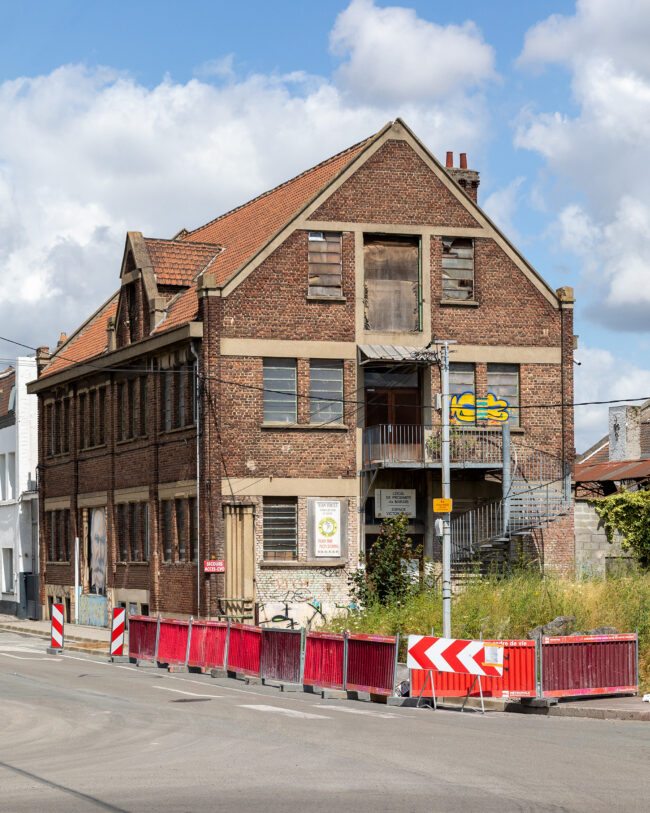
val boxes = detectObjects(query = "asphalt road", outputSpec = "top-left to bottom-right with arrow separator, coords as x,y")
0,630 -> 648,813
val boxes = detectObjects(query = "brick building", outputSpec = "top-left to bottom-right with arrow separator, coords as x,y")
29,119 -> 575,627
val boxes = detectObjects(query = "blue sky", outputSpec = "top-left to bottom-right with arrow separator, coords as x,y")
2,0 -> 650,449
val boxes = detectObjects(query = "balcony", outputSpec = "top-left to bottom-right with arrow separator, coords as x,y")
362,424 -> 504,470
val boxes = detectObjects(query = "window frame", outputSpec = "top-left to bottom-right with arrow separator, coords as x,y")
263,359 -> 297,424
309,360 -> 344,424
441,237 -> 475,302
262,497 -> 298,561
486,363 -> 520,427
308,231 -> 343,298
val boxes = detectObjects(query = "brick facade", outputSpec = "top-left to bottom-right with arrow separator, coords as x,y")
31,121 -> 575,626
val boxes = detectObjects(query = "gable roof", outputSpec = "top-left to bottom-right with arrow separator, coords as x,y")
42,293 -> 119,378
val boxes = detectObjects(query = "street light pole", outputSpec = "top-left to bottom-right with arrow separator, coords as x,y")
440,341 -> 452,638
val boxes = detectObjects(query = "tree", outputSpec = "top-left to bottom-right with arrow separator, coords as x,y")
591,487 -> 650,568
349,513 -> 422,607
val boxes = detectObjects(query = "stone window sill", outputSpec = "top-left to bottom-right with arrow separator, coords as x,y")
115,561 -> 150,566
439,299 -> 479,307
456,425 -> 525,434
306,295 -> 347,303
80,443 -> 108,453
261,422 -> 347,431
260,559 -> 347,568
160,424 -> 197,437
116,435 -> 149,446
46,561 -> 71,565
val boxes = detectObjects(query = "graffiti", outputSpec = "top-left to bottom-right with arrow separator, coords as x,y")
450,391 -> 512,424
258,589 -> 325,629
78,593 -> 108,627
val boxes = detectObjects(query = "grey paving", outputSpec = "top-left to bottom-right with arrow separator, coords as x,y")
0,629 -> 648,812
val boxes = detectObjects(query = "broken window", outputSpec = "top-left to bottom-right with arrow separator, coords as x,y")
364,235 -> 420,332
487,364 -> 520,426
449,363 -> 475,425
308,232 -> 342,297
442,237 -> 474,301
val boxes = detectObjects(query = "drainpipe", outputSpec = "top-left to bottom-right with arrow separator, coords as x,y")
190,341 -> 201,617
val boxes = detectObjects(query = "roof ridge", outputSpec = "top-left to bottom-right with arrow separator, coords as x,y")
183,133 -> 375,239
144,237 -> 222,249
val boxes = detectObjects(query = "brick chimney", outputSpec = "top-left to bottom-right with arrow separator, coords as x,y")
444,151 -> 480,203
608,405 -> 641,461
57,332 -> 67,348
35,345 -> 50,377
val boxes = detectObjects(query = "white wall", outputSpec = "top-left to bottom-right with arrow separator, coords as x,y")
0,357 -> 38,612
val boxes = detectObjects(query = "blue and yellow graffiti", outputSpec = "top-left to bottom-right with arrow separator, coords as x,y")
450,391 -> 512,424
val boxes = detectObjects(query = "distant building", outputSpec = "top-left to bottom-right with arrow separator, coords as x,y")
574,403 -> 650,575
29,119 -> 575,627
0,358 -> 39,617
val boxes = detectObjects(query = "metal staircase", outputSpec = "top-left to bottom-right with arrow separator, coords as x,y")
450,429 -> 571,582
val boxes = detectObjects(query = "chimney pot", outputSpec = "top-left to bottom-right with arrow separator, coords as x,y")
57,332 -> 67,348
459,153 -> 467,169
446,151 -> 453,168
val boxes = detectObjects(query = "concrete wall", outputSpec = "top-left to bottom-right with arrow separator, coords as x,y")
574,500 -> 633,577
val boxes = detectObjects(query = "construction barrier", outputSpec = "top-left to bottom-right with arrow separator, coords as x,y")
226,623 -> 262,676
128,615 -> 158,661
345,633 -> 398,696
50,603 -> 64,649
540,634 -> 638,698
157,617 -> 190,666
260,628 -> 303,684
188,620 -> 228,669
410,640 -> 537,699
303,631 -> 345,690
110,608 -> 126,656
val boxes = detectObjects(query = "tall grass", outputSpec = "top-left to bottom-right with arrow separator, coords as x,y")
326,571 -> 650,691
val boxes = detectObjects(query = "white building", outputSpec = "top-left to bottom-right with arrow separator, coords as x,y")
0,357 -> 39,617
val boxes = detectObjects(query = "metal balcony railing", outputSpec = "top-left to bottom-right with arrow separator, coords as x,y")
362,424 -> 504,469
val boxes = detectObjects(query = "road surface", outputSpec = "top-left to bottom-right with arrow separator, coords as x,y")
0,630 -> 647,812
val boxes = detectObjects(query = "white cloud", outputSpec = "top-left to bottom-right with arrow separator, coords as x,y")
515,2 -> 650,330
482,177 -> 525,242
574,345 -> 650,451
331,0 -> 497,104
0,3 -> 498,353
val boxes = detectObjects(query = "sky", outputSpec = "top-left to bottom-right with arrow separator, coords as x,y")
1,0 -> 650,450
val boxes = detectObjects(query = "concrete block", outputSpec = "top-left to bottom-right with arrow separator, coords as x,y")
321,689 -> 347,700
261,678 -> 281,688
346,690 -> 370,701
280,682 -> 302,692
210,668 -> 228,679
46,647 -> 63,655
136,659 -> 157,668
110,655 -> 130,663
244,676 -> 262,685
167,664 -> 188,673
387,696 -> 420,707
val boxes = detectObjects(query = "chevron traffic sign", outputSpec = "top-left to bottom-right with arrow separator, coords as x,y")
407,635 -> 504,677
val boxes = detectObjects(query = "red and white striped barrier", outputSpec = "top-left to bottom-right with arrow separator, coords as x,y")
50,603 -> 64,649
110,608 -> 126,656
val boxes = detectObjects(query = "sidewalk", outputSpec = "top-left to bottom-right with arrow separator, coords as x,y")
0,613 -> 125,654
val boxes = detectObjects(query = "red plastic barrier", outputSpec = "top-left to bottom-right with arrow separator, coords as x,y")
411,639 -> 537,698
260,628 -> 303,684
128,615 -> 158,661
303,631 -> 345,690
226,623 -> 262,676
157,618 -> 190,666
345,633 -> 397,696
541,634 -> 638,698
188,621 -> 228,669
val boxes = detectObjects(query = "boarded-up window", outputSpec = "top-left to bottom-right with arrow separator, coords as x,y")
308,232 -> 342,297
442,237 -> 474,300
263,497 -> 298,560
364,235 -> 420,331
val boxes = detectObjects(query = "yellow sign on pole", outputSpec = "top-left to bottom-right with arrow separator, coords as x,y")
433,498 -> 453,513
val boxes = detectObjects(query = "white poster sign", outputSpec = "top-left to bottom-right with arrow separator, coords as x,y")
314,500 -> 341,557
375,489 -> 416,518
90,508 -> 107,595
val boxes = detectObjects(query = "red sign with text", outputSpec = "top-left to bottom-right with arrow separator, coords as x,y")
204,560 -> 226,573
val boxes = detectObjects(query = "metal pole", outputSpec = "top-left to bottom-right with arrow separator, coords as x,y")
391,633 -> 400,697
154,614 -> 161,664
343,632 -> 349,693
190,343 -> 201,619
74,536 -> 79,624
441,341 -> 452,638
501,424 -> 511,537
185,617 -> 193,666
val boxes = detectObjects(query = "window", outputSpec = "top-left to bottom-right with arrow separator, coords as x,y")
162,500 -> 173,562
80,388 -> 106,449
116,501 -> 149,562
189,496 -> 197,562
143,503 -> 150,561
308,232 -> 342,297
263,359 -> 297,424
176,498 -> 187,562
160,366 -> 193,432
88,389 -> 97,447
79,392 -> 87,449
263,497 -> 298,560
442,237 -> 474,301
310,361 -> 344,424
160,497 -> 193,562
487,364 -> 520,426
2,548 -> 14,593
449,363 -> 475,425
364,235 -> 420,331
47,509 -> 70,562
0,454 -> 5,501
118,503 -> 128,561
46,403 -> 55,456
139,377 -> 148,436
7,453 -> 15,500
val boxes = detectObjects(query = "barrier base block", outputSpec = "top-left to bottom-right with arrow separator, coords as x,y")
387,696 -> 420,707
321,689 -> 347,700
210,668 -> 228,679
167,665 -> 188,673
347,690 -> 371,701
244,676 -> 262,685
110,655 -> 130,663
280,683 -> 302,693
46,647 -> 63,655
136,659 -> 157,668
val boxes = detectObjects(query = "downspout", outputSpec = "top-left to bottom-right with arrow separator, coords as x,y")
190,341 -> 201,617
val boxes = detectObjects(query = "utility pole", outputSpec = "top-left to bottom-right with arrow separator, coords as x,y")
440,341 -> 452,638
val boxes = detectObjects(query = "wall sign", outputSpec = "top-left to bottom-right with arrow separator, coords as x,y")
204,560 -> 226,573
375,489 -> 416,519
314,500 -> 341,557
